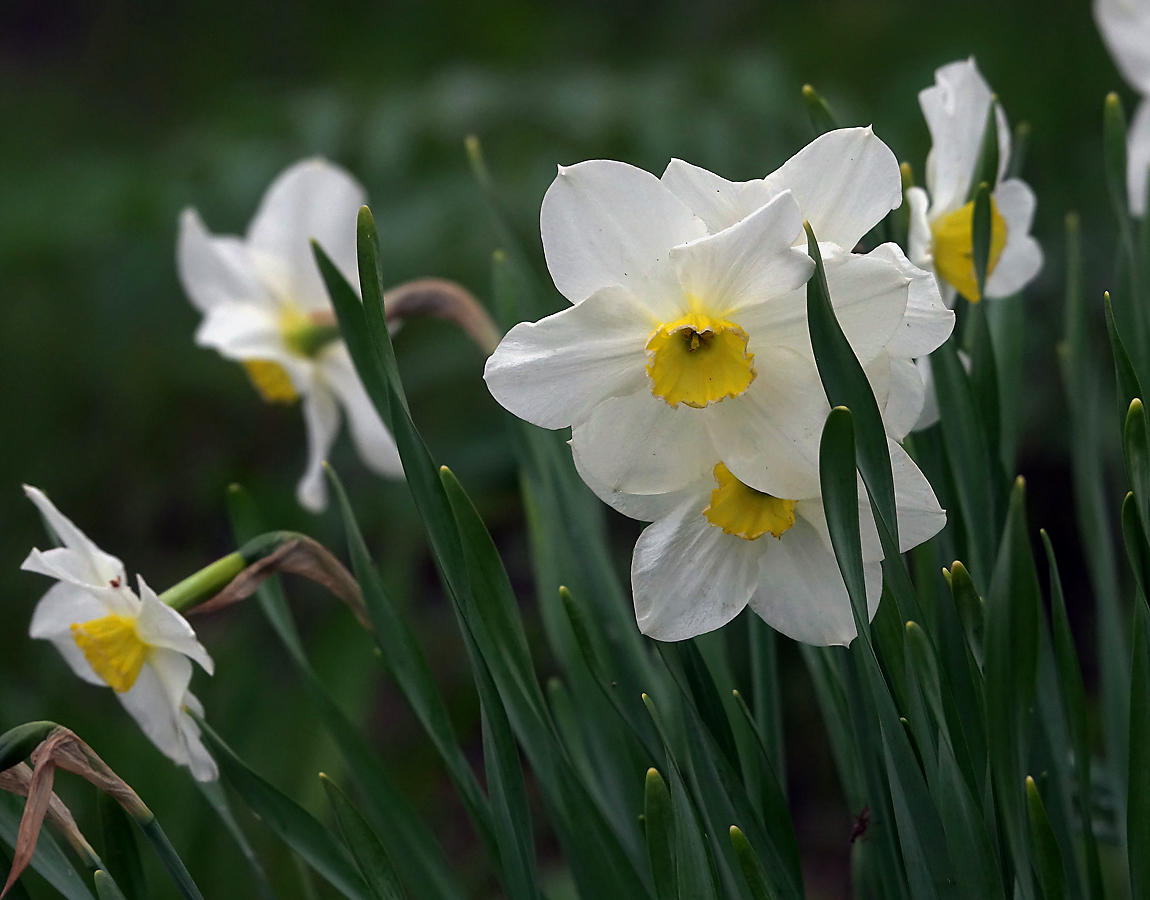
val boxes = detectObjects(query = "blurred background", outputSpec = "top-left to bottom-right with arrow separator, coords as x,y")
0,0 -> 1131,896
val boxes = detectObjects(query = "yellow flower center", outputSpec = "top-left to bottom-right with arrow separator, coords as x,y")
646,313 -> 755,408
240,308 -> 340,404
930,197 -> 1008,303
71,614 -> 150,693
703,462 -> 796,540
243,360 -> 299,403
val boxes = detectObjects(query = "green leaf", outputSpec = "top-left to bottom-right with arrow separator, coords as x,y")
971,182 -> 993,300
967,98 -> 1000,204
320,776 -> 408,900
1026,777 -> 1070,900
1106,295 -> 1144,428
93,871 -> 128,900
97,792 -> 145,900
194,778 -> 279,900
198,719 -> 372,900
1126,400 -> 1150,543
1129,598 -> 1150,899
1040,532 -> 1106,900
966,298 -> 1002,461
983,479 -> 1042,900
0,723 -> 56,774
747,619 -> 786,790
0,793 -> 95,900
801,85 -> 838,136
1105,92 -> 1132,231
0,842 -> 31,900
729,826 -> 778,900
643,769 -> 677,900
1007,121 -> 1031,179
1124,493 -> 1150,603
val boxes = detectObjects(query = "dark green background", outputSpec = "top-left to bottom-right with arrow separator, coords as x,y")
0,1 -> 1129,896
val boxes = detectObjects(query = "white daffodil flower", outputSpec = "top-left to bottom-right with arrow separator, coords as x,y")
485,137 -> 935,502
21,486 -> 217,782
177,158 -> 402,512
1095,0 -> 1150,215
574,388 -> 945,644
905,59 -> 1043,305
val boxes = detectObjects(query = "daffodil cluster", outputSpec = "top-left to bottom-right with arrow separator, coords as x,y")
486,127 -> 952,645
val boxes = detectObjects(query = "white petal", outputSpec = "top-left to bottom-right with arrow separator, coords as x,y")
176,209 -> 267,315
911,356 -> 941,431
704,347 -> 827,500
868,243 -> 954,358
177,695 -> 219,782
660,158 -> 775,233
985,179 -> 1043,298
748,518 -> 883,647
1096,0 -> 1150,94
740,248 -> 909,366
883,356 -> 927,441
246,158 -> 366,311
906,186 -> 933,269
540,159 -> 706,305
134,578 -> 214,674
118,656 -> 193,766
572,450 -> 703,522
1129,97 -> 1150,217
195,302 -> 287,361
297,387 -> 342,512
762,127 -> 903,250
891,440 -> 947,551
21,487 -> 127,590
29,582 -> 107,686
920,59 -> 1010,216
320,344 -> 403,478
670,191 -> 814,317
483,285 -> 655,429
631,495 -> 761,641
570,390 -> 718,495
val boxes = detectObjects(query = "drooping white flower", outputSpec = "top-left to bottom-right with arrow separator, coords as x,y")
574,388 -> 945,644
1095,0 -> 1150,214
21,486 -> 217,782
485,133 -> 938,503
905,59 -> 1043,304
177,158 -> 402,512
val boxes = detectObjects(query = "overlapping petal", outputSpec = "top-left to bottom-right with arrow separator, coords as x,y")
1129,97 -> 1150,217
177,210 -> 269,315
869,243 -> 953,358
660,158 -> 775,234
297,387 -> 342,512
135,579 -> 214,675
321,345 -> 403,477
21,487 -> 126,590
985,179 -> 1043,298
1095,0 -> 1150,95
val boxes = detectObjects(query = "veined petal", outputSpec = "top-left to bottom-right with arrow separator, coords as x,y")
484,285 -> 655,429
134,579 -> 214,674
749,518 -> 883,647
891,439 -> 947,550
670,191 -> 813,317
660,158 -> 775,233
762,127 -> 903,250
912,356 -> 941,431
906,187 -> 934,270
29,582 -> 107,686
297,386 -> 342,512
320,344 -> 403,478
1096,0 -> 1150,95
631,494 -> 761,640
570,389 -> 718,495
118,657 -> 196,768
246,158 -> 366,312
176,209 -> 268,315
883,356 -> 927,441
572,450 -> 702,522
868,243 -> 954,358
22,486 -> 127,590
985,179 -> 1043,298
704,347 -> 827,500
920,59 -> 1011,216
540,159 -> 706,305
1129,97 -> 1150,217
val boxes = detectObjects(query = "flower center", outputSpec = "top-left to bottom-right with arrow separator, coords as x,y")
703,462 -> 795,540
242,360 -> 299,403
71,614 -> 150,693
930,196 -> 1008,303
241,309 -> 341,404
646,313 -> 755,408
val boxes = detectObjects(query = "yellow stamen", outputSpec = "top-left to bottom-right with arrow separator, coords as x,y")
703,463 -> 796,540
646,313 -> 755,408
242,360 -> 299,403
71,615 -> 150,693
930,196 -> 1008,303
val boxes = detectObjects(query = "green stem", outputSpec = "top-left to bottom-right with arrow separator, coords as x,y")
136,815 -> 205,900
159,531 -> 305,612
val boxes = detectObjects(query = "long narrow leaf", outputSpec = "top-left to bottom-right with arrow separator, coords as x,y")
321,776 -> 407,900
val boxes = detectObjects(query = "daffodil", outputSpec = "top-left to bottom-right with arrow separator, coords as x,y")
485,134 -> 940,502
906,59 -> 1043,304
177,158 -> 402,512
574,404 -> 945,644
21,486 -> 217,782
1095,0 -> 1150,214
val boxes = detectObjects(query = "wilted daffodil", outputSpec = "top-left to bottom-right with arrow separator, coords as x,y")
485,133 -> 939,502
1095,0 -> 1150,214
574,391 -> 945,644
21,487 -> 217,781
906,59 -> 1043,304
177,158 -> 402,512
